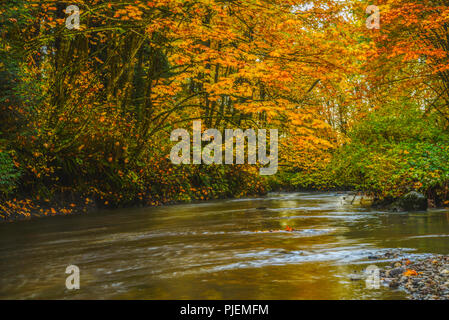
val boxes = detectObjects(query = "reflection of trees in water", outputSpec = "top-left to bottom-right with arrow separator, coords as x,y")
345,211 -> 449,254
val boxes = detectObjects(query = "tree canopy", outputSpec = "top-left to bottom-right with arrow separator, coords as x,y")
1,0 -> 449,219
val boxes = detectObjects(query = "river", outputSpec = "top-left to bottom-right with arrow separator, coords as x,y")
1,192 -> 449,299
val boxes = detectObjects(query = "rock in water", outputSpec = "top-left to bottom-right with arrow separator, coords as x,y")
391,191 -> 428,211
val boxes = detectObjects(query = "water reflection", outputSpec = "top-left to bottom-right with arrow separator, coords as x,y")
0,192 -> 448,299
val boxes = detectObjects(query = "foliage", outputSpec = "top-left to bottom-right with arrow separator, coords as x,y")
2,0 -> 449,220
6,0 -> 352,218
331,101 -> 449,204
0,150 -> 21,196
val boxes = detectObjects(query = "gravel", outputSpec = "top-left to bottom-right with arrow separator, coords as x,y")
380,255 -> 449,300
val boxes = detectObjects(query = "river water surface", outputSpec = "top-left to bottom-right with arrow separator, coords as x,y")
1,192 -> 449,299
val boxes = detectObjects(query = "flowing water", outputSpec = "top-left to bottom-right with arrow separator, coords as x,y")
1,192 -> 449,300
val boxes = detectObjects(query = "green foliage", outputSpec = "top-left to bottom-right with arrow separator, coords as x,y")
289,170 -> 335,190
330,101 -> 449,203
0,150 -> 21,196
266,165 -> 335,192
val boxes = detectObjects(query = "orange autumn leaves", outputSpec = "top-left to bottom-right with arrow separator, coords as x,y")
359,0 -> 449,108
1,0 -> 375,216
26,0 -> 361,163
403,269 -> 419,277
150,0 -> 360,143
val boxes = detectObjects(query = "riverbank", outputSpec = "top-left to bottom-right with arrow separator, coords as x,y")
0,163 -> 270,223
380,255 -> 449,300
0,185 -> 269,223
0,169 -> 340,223
2,188 -> 448,223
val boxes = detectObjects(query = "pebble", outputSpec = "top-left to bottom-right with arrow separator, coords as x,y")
379,254 -> 449,300
389,267 -> 405,277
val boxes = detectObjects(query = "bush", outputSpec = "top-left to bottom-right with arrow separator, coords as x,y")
330,100 -> 449,203
0,150 -> 21,196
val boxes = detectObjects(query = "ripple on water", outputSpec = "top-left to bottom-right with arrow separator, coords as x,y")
159,247 -> 431,279
2,191 -> 449,299
408,234 -> 449,239
90,227 -> 335,245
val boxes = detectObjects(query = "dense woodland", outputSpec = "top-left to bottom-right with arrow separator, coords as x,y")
1,0 -> 449,220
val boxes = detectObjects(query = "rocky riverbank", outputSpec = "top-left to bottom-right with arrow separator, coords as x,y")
381,255 -> 449,300
371,191 -> 429,212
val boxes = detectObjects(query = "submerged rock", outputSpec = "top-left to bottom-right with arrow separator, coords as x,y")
372,191 -> 428,211
390,191 -> 428,212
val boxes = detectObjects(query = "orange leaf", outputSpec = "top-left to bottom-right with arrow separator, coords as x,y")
403,269 -> 418,276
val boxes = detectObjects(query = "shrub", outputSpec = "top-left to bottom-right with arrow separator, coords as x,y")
330,101 -> 449,203
0,150 -> 21,196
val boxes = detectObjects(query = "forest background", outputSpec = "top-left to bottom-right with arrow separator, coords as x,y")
1,0 -> 449,220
